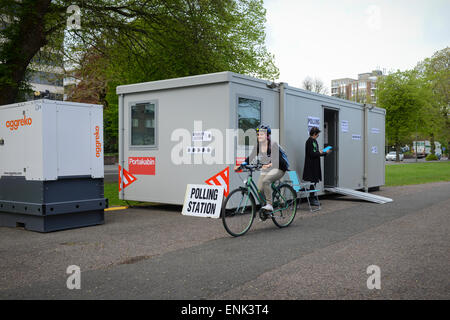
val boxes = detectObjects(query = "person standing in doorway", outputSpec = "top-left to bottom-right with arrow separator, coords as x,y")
302,126 -> 331,206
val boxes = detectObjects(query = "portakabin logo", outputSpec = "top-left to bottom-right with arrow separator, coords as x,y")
5,115 -> 32,131
94,126 -> 102,157
128,157 -> 156,175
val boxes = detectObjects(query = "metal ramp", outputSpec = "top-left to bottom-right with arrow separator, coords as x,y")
324,187 -> 393,204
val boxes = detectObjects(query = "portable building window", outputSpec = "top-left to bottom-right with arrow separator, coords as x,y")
131,102 -> 156,147
237,97 -> 261,146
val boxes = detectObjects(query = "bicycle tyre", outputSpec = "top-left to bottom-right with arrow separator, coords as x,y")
271,184 -> 297,228
222,187 -> 256,237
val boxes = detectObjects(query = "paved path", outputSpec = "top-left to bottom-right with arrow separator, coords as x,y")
0,182 -> 449,299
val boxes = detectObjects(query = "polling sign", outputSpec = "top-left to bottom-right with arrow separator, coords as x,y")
307,116 -> 320,135
182,184 -> 224,218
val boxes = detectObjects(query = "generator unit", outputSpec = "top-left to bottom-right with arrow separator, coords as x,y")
0,99 -> 107,232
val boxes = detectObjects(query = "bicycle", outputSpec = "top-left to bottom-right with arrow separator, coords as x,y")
222,162 -> 297,237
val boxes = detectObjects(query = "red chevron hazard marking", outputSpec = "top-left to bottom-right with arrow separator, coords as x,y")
118,165 -> 137,191
205,167 -> 230,197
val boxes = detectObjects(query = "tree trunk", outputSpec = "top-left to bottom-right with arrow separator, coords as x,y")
0,0 -> 52,105
430,133 -> 435,154
394,129 -> 400,162
395,143 -> 401,162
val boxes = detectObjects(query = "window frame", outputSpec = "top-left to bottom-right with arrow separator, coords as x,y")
128,100 -> 158,150
236,94 -> 263,149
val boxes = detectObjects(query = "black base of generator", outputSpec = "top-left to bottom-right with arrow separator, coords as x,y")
0,176 -> 107,233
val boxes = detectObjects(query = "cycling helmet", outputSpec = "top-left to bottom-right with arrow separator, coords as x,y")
256,124 -> 271,135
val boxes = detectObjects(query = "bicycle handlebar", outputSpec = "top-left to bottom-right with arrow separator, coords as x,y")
236,162 -> 264,172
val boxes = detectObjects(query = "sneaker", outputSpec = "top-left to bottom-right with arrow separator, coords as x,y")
261,204 -> 273,211
310,199 -> 320,206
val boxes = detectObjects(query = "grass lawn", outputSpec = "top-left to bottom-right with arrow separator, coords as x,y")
104,182 -> 153,207
385,161 -> 450,186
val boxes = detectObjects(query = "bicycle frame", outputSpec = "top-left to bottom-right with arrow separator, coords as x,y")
241,171 -> 292,215
246,175 -> 264,205
222,164 -> 298,237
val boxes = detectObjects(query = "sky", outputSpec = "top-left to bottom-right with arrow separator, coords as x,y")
263,0 -> 450,91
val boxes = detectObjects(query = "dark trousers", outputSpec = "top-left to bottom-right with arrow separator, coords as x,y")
309,183 -> 319,204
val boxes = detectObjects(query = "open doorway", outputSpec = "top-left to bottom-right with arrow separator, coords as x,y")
324,108 -> 338,187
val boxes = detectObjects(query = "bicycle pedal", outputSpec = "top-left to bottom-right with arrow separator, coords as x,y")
259,211 -> 273,221
258,211 -> 268,221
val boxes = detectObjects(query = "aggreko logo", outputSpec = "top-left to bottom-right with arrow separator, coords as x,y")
5,115 -> 32,131
94,126 -> 102,157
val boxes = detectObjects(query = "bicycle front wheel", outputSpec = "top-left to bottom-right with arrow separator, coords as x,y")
222,188 -> 256,237
271,184 -> 297,228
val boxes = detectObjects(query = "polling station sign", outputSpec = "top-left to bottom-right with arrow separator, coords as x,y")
307,116 -> 320,135
182,184 -> 224,218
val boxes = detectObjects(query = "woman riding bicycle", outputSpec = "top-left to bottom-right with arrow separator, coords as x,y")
234,124 -> 288,212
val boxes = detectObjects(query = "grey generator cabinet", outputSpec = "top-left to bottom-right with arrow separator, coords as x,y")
0,99 -> 107,232
116,72 -> 386,205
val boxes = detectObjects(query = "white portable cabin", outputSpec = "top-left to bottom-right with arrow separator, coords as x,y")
116,72 -> 386,205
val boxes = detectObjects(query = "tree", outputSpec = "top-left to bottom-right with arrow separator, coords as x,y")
0,0 -> 154,105
313,78 -> 328,95
0,0 -> 279,105
65,51 -> 108,105
302,77 -> 313,91
416,47 -> 450,154
302,76 -> 328,94
59,0 -> 279,153
376,70 -> 433,161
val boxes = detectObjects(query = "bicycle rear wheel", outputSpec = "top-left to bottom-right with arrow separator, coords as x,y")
222,188 -> 256,237
271,184 -> 297,228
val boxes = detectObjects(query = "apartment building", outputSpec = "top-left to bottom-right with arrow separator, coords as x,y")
28,53 -> 65,101
331,70 -> 383,105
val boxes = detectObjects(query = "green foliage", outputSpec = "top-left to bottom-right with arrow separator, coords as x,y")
102,0 -> 279,83
402,151 -> 413,159
104,84 -> 119,153
0,0 -> 56,103
415,47 -> 450,147
376,70 -> 433,148
1,0 -> 278,107
0,0 -> 278,152
100,0 -> 279,153
425,154 -> 438,161
376,47 -> 449,154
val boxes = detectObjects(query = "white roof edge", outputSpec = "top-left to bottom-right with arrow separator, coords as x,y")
372,106 -> 386,114
0,99 -> 102,109
286,85 -> 386,111
116,71 -> 234,95
229,72 -> 278,86
286,85 -> 365,108
114,72 -> 386,113
44,99 -> 103,108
